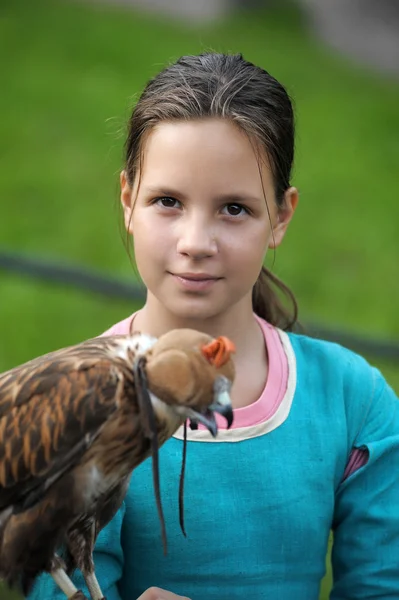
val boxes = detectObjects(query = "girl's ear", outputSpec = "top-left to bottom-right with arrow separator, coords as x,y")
269,186 -> 299,249
120,170 -> 134,235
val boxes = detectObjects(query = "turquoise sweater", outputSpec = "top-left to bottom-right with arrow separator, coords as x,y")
28,331 -> 399,599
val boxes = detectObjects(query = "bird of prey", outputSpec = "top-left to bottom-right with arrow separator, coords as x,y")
0,328 -> 235,600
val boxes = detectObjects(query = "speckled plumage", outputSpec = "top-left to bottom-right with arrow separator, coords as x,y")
0,329 -> 235,600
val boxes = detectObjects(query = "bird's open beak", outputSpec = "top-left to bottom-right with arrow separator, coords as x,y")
189,375 -> 234,437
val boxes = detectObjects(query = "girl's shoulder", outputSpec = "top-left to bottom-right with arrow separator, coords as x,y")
286,328 -> 382,389
284,328 -> 398,442
99,314 -> 135,337
258,315 -> 380,395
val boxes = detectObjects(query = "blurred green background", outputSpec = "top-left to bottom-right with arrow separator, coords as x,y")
0,0 -> 398,598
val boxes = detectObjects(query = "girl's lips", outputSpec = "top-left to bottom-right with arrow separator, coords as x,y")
170,273 -> 221,291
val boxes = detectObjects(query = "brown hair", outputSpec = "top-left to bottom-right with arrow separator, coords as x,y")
124,52 -> 298,330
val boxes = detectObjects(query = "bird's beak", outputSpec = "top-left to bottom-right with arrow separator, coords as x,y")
189,410 -> 218,437
188,375 -> 234,437
210,375 -> 234,428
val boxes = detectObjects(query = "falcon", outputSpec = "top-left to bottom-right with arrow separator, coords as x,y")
0,328 -> 235,600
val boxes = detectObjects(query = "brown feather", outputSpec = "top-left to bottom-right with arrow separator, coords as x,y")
0,330 -> 235,597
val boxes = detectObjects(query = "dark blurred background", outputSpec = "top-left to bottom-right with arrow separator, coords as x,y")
0,1 -> 398,598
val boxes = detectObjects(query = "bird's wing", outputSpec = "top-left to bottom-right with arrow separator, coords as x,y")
0,340 -> 127,513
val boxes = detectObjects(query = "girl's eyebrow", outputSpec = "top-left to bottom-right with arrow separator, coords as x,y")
145,186 -> 261,204
218,193 -> 262,204
146,186 -> 187,199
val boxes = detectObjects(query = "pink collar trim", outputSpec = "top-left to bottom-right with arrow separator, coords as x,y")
100,313 -> 289,430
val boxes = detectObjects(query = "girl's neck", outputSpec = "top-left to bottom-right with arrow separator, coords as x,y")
132,295 -> 269,410
132,295 -> 263,361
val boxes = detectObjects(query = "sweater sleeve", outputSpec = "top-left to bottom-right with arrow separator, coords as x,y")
331,367 -> 399,599
27,503 -> 126,600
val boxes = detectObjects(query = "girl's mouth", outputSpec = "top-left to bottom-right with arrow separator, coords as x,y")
170,272 -> 221,291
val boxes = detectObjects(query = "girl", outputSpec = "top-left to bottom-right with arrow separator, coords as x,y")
29,53 -> 399,600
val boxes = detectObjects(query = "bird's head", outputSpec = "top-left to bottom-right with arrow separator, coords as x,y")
139,328 -> 236,436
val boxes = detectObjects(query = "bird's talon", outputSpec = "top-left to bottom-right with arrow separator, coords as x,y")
69,591 -> 89,600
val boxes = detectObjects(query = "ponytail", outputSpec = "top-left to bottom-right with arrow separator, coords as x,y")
252,267 -> 298,331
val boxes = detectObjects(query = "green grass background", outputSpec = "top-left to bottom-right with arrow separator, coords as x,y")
0,0 -> 398,598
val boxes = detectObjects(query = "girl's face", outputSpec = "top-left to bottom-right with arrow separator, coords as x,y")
121,118 -> 297,323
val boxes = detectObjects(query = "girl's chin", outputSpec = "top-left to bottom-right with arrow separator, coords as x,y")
164,299 -> 224,323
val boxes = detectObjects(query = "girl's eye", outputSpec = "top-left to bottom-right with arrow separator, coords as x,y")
155,197 -> 181,209
223,203 -> 248,217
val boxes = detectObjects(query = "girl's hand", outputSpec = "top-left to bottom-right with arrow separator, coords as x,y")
137,587 -> 192,600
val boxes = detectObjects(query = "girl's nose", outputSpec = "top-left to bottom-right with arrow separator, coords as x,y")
176,216 -> 218,259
